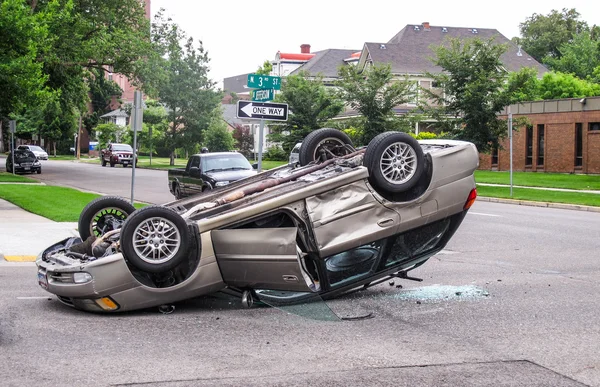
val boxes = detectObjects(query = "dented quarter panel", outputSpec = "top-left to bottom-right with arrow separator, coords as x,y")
306,180 -> 400,257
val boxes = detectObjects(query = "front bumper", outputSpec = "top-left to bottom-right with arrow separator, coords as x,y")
13,165 -> 41,173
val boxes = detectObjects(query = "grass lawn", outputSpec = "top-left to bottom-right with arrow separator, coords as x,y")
475,170 -> 600,190
0,172 -> 38,183
258,160 -> 288,170
0,185 -> 145,222
136,156 -> 187,169
476,185 -> 600,207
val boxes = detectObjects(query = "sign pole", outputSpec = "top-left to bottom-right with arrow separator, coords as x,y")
508,107 -> 513,197
257,119 -> 264,172
131,90 -> 143,205
9,120 -> 16,176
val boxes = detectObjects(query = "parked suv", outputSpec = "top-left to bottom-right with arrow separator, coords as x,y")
100,143 -> 137,167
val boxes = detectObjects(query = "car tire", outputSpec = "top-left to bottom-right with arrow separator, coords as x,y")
363,131 -> 425,193
101,158 -> 106,167
298,128 -> 354,166
37,168 -> 41,174
173,183 -> 182,199
110,162 -> 115,167
120,206 -> 190,274
78,196 -> 136,240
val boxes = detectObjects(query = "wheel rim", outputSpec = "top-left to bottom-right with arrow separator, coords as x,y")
379,142 -> 418,185
132,216 -> 181,265
312,137 -> 348,161
90,207 -> 129,237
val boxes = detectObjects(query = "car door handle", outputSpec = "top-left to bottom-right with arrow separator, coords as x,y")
377,218 -> 395,227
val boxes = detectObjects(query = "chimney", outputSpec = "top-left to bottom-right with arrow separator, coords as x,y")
422,22 -> 430,30
300,44 -> 311,54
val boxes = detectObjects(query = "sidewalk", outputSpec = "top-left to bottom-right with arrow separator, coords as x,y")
0,199 -> 79,262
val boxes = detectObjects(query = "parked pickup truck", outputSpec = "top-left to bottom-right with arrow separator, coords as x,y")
101,143 -> 137,167
168,151 -> 257,199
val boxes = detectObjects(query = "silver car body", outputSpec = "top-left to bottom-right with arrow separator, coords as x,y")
37,139 -> 479,312
289,143 -> 301,164
18,145 -> 48,160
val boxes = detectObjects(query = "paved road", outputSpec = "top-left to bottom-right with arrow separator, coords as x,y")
0,156 -> 174,204
1,200 -> 599,386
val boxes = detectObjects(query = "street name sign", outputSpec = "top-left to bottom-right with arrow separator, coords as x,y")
247,74 -> 281,90
252,88 -> 275,102
236,101 -> 288,121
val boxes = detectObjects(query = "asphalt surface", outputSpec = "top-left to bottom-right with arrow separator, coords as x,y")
1,156 -> 175,204
1,200 -> 600,387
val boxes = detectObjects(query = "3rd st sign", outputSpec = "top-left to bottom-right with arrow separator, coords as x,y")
236,101 -> 288,121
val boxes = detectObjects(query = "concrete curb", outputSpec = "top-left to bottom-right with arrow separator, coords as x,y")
477,196 -> 600,213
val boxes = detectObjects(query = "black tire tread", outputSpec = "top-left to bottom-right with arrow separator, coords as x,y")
120,205 -> 190,273
299,128 -> 353,166
78,196 -> 136,240
363,131 -> 425,194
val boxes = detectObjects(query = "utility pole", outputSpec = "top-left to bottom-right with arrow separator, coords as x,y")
77,115 -> 82,159
508,106 -> 513,197
9,120 -> 16,175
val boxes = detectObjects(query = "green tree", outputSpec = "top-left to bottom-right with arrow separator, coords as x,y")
537,72 -> 600,99
95,123 -> 121,150
0,0 -> 52,121
423,37 -> 528,153
544,33 -> 600,79
505,67 -> 542,102
336,63 -> 414,145
518,8 -> 588,63
1,0 -> 152,151
149,10 -> 222,164
255,60 -> 273,75
204,118 -> 234,152
270,72 -> 344,151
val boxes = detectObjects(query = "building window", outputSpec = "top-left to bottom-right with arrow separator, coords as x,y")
525,125 -> 533,166
575,123 -> 583,167
589,122 -> 600,131
491,147 -> 498,166
537,124 -> 544,167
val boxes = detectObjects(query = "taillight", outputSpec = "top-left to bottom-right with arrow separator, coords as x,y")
463,188 -> 477,210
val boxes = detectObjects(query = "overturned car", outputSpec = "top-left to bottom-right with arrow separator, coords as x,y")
36,129 -> 479,313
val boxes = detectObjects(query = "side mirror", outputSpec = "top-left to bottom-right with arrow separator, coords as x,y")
252,163 -> 258,169
190,166 -> 200,174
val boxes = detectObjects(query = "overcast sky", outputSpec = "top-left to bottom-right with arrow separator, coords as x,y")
151,0 -> 599,88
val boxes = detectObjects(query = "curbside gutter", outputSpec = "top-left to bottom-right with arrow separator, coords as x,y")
476,196 -> 600,213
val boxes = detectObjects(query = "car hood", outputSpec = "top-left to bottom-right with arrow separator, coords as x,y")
206,169 -> 256,182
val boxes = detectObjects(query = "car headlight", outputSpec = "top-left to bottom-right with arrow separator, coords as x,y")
73,272 -> 93,284
33,161 -> 41,166
215,181 -> 230,187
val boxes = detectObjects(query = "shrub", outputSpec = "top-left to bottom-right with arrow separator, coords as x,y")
264,145 -> 287,161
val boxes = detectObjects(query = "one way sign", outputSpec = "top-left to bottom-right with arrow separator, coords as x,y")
236,101 -> 288,121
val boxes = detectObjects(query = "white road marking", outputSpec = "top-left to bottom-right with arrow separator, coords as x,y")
468,212 -> 502,217
438,250 -> 458,255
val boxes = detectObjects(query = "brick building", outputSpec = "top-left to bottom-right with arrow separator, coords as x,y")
479,96 -> 600,174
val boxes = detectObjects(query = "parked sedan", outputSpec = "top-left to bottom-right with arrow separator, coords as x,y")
37,129 -> 478,313
17,145 -> 48,160
6,150 -> 42,174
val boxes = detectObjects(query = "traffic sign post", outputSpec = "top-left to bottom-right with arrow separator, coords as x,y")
236,101 -> 288,121
243,75 -> 285,173
130,90 -> 143,204
247,74 -> 281,90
